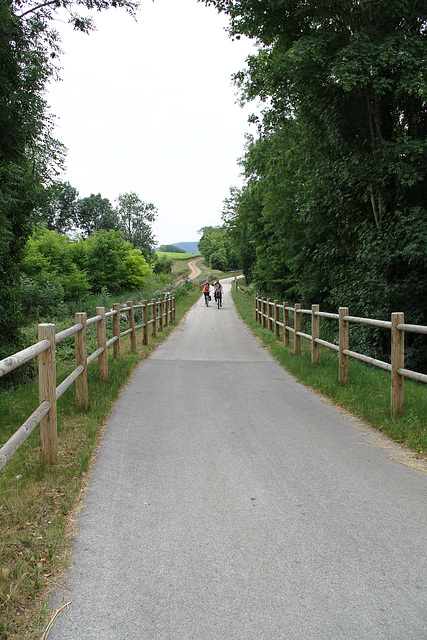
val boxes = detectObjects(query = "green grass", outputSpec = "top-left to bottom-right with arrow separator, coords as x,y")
232,285 -> 427,455
156,251 -> 200,261
0,284 -> 201,640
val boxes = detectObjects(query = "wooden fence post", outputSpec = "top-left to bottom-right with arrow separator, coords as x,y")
312,304 -> 320,364
75,312 -> 88,410
339,307 -> 349,385
164,296 -> 169,328
391,312 -> 405,415
38,323 -> 58,464
267,299 -> 272,331
159,298 -> 163,333
151,299 -> 157,338
127,300 -> 137,352
254,296 -> 258,323
142,300 -> 149,346
274,300 -> 279,339
294,303 -> 301,354
96,307 -> 108,380
261,298 -> 266,329
113,303 -> 121,358
283,303 -> 289,347
172,296 -> 176,322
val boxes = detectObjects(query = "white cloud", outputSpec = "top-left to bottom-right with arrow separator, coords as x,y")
46,0 -> 258,245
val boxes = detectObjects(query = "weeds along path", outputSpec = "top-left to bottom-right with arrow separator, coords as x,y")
47,278 -> 427,640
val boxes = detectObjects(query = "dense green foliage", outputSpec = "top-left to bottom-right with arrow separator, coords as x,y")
198,225 -> 240,271
0,0 -> 138,361
153,254 -> 173,275
159,244 -> 186,253
205,0 -> 427,370
20,227 -> 152,318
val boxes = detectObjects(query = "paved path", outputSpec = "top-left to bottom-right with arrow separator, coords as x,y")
49,279 -> 427,639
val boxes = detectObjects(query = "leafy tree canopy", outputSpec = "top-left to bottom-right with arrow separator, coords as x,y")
37,181 -> 79,233
76,193 -> 119,237
204,0 -> 427,369
0,0 -> 140,357
116,192 -> 157,258
20,227 -> 152,313
198,225 -> 240,272
159,244 -> 186,253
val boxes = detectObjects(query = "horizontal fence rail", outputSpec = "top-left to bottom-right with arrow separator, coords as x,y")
0,294 -> 176,471
254,295 -> 426,416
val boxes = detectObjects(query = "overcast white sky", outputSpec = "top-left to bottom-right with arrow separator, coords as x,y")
46,0 -> 258,246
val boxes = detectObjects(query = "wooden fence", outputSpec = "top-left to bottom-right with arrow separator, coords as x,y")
0,294 -> 176,470
254,295 -> 427,416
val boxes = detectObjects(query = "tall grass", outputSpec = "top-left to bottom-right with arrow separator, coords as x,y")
0,283 -> 201,640
232,285 -> 427,454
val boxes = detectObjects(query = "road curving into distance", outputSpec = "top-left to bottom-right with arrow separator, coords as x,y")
48,278 -> 427,640
187,257 -> 202,280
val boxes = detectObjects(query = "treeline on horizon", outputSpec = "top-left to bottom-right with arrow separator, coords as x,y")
199,0 -> 427,371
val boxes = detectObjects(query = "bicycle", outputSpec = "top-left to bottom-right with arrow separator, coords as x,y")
214,291 -> 222,309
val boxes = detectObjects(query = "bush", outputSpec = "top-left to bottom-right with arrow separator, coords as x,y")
20,274 -> 67,318
153,255 -> 173,274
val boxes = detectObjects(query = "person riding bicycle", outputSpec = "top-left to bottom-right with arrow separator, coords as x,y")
203,282 -> 211,305
214,281 -> 223,307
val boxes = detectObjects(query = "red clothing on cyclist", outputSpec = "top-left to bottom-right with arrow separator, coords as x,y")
203,283 -> 211,305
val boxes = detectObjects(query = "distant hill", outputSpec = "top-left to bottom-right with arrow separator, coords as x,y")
172,242 -> 200,254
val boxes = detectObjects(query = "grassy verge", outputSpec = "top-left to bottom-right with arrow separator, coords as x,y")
0,284 -> 201,640
232,285 -> 427,456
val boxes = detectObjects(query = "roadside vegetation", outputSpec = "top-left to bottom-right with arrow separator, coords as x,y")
0,281 -> 201,640
199,1 -> 427,374
155,252 -> 201,281
232,283 -> 427,457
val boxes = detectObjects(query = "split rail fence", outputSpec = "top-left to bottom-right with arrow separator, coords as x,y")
254,295 -> 427,416
0,294 -> 176,470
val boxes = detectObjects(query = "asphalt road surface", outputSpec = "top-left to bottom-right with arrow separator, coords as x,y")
48,279 -> 427,640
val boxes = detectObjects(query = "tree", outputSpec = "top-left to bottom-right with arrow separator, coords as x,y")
204,0 -> 427,368
198,225 -> 240,272
159,244 -> 186,253
83,230 -> 151,293
116,192 -> 157,258
76,193 -> 119,237
153,254 -> 173,275
38,181 -> 79,233
0,0 -> 139,359
21,227 -> 90,302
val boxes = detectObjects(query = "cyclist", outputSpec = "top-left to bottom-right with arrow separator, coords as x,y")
214,281 -> 223,307
203,282 -> 211,306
